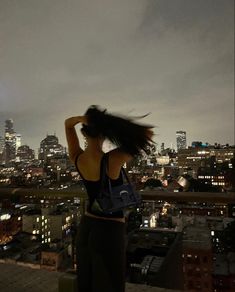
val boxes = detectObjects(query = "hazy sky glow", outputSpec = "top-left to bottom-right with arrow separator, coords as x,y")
0,0 -> 234,151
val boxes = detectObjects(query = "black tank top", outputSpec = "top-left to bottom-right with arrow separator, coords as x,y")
75,153 -> 124,218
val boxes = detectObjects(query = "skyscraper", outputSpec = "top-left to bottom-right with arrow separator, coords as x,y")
0,136 -> 5,165
5,119 -> 16,165
15,134 -> 22,152
16,145 -> 35,162
176,131 -> 187,151
39,134 -> 65,163
0,136 -> 4,154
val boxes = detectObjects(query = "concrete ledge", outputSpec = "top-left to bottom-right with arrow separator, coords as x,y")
58,273 -> 182,292
0,263 -> 182,292
0,187 -> 234,204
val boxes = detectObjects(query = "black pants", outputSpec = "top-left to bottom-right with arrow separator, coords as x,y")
76,215 -> 126,292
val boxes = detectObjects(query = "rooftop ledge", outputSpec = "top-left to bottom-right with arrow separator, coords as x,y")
0,187 -> 234,204
0,262 -> 182,292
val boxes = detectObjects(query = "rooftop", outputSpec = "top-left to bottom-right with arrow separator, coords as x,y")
182,225 -> 211,249
0,263 -> 182,292
0,188 -> 234,291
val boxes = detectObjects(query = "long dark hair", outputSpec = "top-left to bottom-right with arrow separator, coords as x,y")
82,105 -> 154,156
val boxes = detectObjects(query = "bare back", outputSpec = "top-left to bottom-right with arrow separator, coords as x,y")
76,150 -> 125,181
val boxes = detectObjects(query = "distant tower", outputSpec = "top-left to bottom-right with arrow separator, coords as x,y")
15,134 -> 22,152
5,119 -> 16,165
0,136 -> 5,164
0,136 -> 4,154
39,134 -> 65,164
176,131 -> 187,151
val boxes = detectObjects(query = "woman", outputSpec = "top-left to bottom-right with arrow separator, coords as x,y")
65,105 -> 154,292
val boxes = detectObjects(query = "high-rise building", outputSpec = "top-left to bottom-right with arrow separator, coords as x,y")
177,144 -> 235,185
39,134 -> 65,164
176,131 -> 187,151
0,136 -> 5,164
5,119 -> 16,165
0,136 -> 4,154
15,133 -> 22,152
16,145 -> 35,162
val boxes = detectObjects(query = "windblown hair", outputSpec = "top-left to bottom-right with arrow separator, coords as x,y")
81,105 -> 154,156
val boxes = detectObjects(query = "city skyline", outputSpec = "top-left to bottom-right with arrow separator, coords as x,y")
0,118 -> 234,155
0,0 -> 234,151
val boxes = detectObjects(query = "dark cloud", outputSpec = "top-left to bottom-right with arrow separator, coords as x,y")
0,0 -> 234,151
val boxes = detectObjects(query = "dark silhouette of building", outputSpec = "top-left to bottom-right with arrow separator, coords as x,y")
182,225 -> 213,291
127,229 -> 183,289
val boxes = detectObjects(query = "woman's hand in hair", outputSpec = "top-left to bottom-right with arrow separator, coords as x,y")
65,116 -> 88,128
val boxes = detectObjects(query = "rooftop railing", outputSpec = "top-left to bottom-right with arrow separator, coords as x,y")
1,187 -> 235,205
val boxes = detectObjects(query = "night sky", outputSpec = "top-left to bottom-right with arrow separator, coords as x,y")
0,0 -> 234,152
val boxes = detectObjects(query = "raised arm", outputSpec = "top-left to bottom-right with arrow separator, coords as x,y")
64,116 -> 87,163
